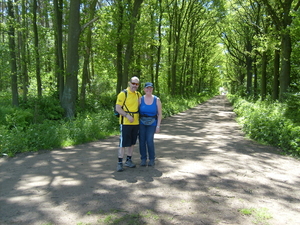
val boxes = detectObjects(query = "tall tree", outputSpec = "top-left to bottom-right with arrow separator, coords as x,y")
61,0 -> 81,118
80,0 -> 98,108
33,0 -> 42,97
21,0 -> 29,102
122,0 -> 144,89
155,0 -> 163,95
115,0 -> 124,94
53,0 -> 65,102
259,0 -> 300,100
7,0 -> 19,107
272,49 -> 280,100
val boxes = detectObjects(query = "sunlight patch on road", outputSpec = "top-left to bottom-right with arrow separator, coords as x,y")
155,134 -> 199,141
51,176 -> 82,186
16,175 -> 50,190
154,134 -> 175,139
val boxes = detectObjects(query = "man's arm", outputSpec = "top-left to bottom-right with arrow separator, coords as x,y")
115,104 -> 134,123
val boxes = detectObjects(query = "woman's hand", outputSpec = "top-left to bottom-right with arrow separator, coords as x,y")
155,126 -> 160,133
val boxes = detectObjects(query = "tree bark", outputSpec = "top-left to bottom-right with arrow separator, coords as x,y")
261,52 -> 267,100
80,0 -> 97,109
21,0 -> 28,102
272,49 -> 280,100
155,0 -> 163,95
62,0 -> 81,118
122,0 -> 144,89
279,32 -> 291,100
115,0 -> 124,94
8,0 -> 19,107
33,0 -> 42,97
53,0 -> 65,102
246,35 -> 253,95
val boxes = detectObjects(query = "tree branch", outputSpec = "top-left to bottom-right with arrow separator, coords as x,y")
81,17 -> 100,32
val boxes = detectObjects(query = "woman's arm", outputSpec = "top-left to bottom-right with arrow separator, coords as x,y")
156,97 -> 162,132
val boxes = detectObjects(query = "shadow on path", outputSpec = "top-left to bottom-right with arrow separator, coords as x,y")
0,95 -> 299,225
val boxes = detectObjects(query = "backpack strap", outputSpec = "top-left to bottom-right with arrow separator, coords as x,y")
121,89 -> 128,124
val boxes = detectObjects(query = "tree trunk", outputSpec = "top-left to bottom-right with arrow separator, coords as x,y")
33,0 -> 42,97
53,0 -> 65,102
261,51 -> 267,100
155,0 -> 162,95
21,0 -> 28,102
8,0 -> 19,107
253,58 -> 258,98
122,0 -> 144,89
260,0 -> 297,101
115,0 -> 124,94
272,49 -> 280,100
279,32 -> 291,100
246,37 -> 253,95
279,0 -> 293,101
80,0 -> 97,109
62,0 -> 81,118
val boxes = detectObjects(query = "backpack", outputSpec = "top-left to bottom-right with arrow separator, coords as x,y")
114,89 -> 128,117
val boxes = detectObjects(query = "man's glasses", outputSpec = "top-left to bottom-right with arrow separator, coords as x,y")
131,82 -> 139,86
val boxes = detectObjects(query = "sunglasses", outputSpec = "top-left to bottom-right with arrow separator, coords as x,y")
131,82 -> 139,86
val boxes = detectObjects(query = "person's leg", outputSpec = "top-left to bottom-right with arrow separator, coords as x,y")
118,125 -> 132,171
118,147 -> 125,159
124,125 -> 138,168
139,123 -> 147,164
124,145 -> 136,167
126,145 -> 134,157
117,147 -> 125,171
146,125 -> 156,165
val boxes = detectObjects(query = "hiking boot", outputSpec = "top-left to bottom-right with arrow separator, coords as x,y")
140,160 -> 147,166
117,162 -> 124,172
125,159 -> 136,168
148,159 -> 155,166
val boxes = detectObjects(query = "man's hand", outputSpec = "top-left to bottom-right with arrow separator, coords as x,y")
126,114 -> 134,123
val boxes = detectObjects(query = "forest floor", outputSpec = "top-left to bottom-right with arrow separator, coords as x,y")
0,95 -> 299,225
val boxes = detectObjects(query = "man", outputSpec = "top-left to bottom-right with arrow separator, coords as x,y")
115,76 -> 141,172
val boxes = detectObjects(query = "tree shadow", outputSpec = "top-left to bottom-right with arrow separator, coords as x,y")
0,95 -> 299,225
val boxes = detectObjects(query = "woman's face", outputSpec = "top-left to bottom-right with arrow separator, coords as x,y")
144,87 -> 153,94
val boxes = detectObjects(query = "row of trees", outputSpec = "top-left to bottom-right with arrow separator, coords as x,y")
1,0 -> 225,118
222,0 -> 300,101
1,0 -> 300,119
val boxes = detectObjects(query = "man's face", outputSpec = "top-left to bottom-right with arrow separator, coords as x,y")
129,78 -> 139,91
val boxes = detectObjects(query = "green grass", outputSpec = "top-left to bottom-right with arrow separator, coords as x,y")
96,209 -> 161,224
239,207 -> 272,225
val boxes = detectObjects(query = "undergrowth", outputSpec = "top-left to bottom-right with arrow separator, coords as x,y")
228,94 -> 300,157
0,92 -> 212,157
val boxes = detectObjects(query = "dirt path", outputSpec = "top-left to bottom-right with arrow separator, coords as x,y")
1,95 -> 299,225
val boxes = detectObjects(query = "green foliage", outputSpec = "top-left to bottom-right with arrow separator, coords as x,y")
5,109 -> 34,130
0,92 -> 211,157
228,94 -> 300,157
0,110 -> 119,157
284,92 -> 300,124
0,95 -> 64,131
19,95 -> 64,122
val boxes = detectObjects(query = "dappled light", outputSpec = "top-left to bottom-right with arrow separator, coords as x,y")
1,96 -> 299,225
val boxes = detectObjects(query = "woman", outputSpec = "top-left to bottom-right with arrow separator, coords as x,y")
139,82 -> 162,166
